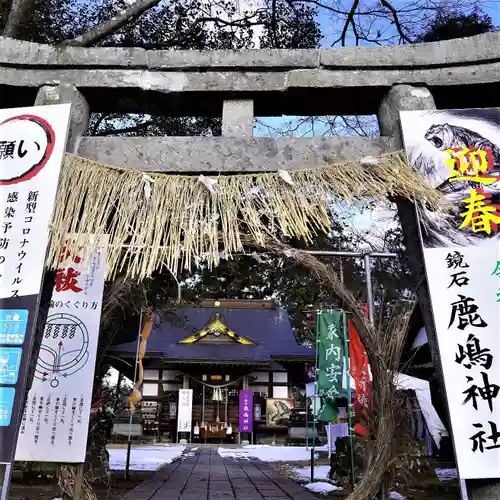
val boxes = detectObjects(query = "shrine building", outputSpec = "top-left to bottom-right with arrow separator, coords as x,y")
109,299 -> 314,443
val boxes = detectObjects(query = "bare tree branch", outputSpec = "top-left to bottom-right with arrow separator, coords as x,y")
90,113 -> 112,136
59,0 -> 265,49
333,0 -> 361,46
60,0 -> 163,47
95,119 -> 157,136
2,0 -> 35,38
379,0 -> 414,43
158,11 -> 265,48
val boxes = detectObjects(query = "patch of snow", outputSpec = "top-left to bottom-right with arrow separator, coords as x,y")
45,87 -> 60,101
122,71 -> 187,92
293,465 -> 331,481
361,156 -> 379,165
390,492 -> 406,500
435,468 -> 458,481
218,445 -> 317,462
314,444 -> 330,451
108,445 -> 185,471
409,88 -> 431,98
182,448 -> 199,460
304,482 -> 342,494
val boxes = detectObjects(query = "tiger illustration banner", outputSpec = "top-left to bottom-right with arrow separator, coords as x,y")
400,108 -> 500,479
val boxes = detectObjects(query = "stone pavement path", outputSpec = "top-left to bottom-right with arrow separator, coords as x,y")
122,447 -> 319,500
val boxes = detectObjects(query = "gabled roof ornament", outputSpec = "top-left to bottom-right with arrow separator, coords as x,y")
179,314 -> 254,345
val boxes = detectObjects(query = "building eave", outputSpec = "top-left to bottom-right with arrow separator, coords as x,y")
271,354 -> 315,362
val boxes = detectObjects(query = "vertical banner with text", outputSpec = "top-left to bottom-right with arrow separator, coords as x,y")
0,105 -> 71,463
177,389 -> 193,433
15,235 -> 108,462
400,108 -> 500,479
239,390 -> 253,433
316,311 -> 344,422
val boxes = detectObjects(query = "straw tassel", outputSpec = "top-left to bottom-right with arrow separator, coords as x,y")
46,151 -> 444,281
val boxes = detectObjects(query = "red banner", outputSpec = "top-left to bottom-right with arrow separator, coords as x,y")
348,311 -> 371,415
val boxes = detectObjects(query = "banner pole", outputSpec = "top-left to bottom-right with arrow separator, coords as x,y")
311,310 -> 321,482
343,311 -> 356,490
0,463 -> 12,500
125,310 -> 143,480
305,394 -> 309,450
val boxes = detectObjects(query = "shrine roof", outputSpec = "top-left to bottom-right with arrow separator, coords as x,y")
110,306 -> 313,363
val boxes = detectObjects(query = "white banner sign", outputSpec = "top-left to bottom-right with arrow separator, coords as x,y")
177,389 -> 193,433
400,108 -> 500,479
0,105 -> 71,463
0,105 -> 71,298
15,235 -> 108,462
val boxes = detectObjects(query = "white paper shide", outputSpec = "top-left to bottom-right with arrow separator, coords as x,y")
177,389 -> 193,433
15,235 -> 108,463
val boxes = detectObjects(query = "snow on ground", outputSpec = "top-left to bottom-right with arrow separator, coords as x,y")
108,445 -> 185,471
315,444 -> 330,451
293,465 -> 331,481
218,445 -> 316,462
389,492 -> 406,500
435,468 -> 458,481
304,482 -> 342,494
182,447 -> 199,460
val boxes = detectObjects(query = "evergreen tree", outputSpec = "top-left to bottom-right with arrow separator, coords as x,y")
416,7 -> 496,42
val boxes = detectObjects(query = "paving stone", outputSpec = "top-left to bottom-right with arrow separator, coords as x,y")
234,488 -> 259,494
119,447 -> 321,500
287,493 -> 318,500
274,482 -> 306,494
151,488 -> 182,499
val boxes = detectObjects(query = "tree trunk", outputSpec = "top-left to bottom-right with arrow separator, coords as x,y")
84,410 -> 111,486
60,0 -> 162,47
2,0 -> 35,38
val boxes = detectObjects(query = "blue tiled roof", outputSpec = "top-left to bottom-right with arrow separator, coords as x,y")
110,307 -> 314,363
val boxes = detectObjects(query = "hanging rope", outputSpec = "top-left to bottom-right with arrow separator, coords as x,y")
186,374 -> 244,390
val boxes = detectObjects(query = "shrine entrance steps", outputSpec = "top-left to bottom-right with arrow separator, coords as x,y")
121,447 -> 319,500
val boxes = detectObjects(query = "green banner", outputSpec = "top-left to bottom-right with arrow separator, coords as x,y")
316,311 -> 344,422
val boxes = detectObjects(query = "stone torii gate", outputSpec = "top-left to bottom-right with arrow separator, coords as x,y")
1,31 -> 499,499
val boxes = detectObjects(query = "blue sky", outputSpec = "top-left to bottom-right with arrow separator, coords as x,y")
316,0 -> 500,48
254,0 -> 500,137
253,0 -> 500,242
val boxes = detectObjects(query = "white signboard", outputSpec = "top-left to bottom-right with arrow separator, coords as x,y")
0,105 -> 71,298
0,105 -> 71,463
177,389 -> 193,433
15,235 -> 108,462
400,108 -> 500,479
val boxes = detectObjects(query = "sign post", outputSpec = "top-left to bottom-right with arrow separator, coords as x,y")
15,236 -> 108,463
0,105 -> 71,498
177,389 -> 193,444
239,389 -> 253,444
